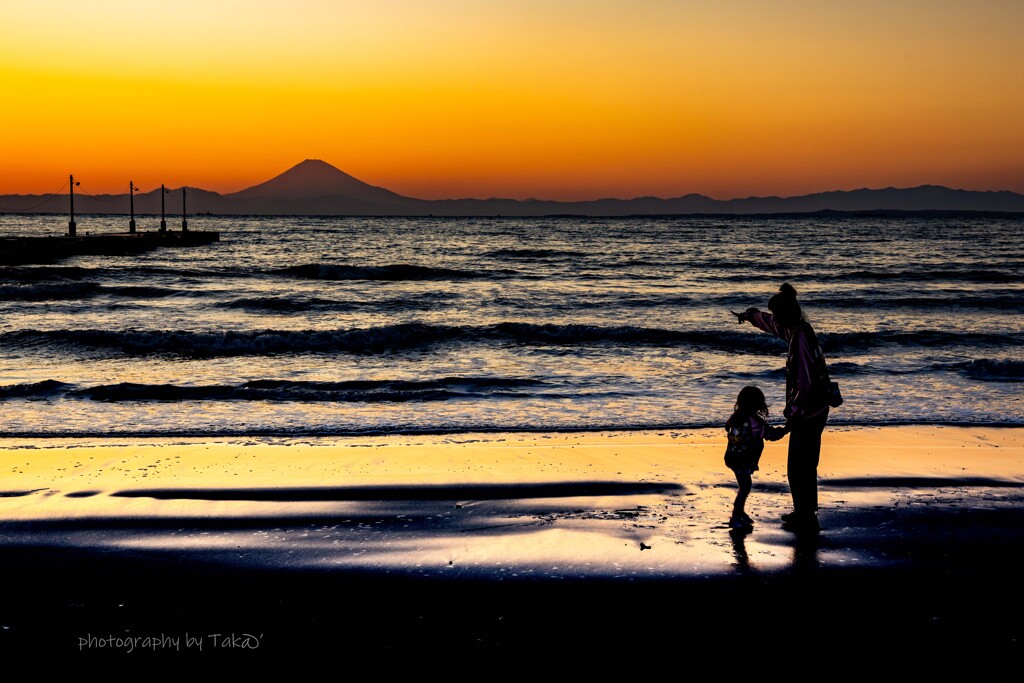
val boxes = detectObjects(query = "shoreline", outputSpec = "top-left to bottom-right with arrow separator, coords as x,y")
1,426 -> 1021,667
3,419 -> 1024,441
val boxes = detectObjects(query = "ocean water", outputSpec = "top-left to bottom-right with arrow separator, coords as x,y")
0,214 -> 1021,437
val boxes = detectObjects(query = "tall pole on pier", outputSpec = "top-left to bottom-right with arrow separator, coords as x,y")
181,187 -> 188,231
129,181 -> 137,233
68,174 -> 78,237
160,184 -> 167,232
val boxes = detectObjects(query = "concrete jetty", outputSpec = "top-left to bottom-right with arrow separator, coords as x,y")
0,230 -> 220,265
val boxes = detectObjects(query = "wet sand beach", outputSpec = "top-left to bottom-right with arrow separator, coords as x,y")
1,426 -> 1022,670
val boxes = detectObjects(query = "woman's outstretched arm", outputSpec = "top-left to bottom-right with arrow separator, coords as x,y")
739,308 -> 787,341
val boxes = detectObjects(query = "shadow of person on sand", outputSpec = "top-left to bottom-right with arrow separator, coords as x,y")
728,524 -> 821,575
790,528 -> 822,572
728,527 -> 754,573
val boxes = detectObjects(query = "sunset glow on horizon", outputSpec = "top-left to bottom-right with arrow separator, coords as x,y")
2,1 -> 1022,200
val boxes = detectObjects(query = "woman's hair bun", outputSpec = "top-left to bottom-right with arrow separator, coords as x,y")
778,282 -> 797,299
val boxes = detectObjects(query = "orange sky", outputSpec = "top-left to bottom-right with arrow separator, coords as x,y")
1,1 -> 1021,200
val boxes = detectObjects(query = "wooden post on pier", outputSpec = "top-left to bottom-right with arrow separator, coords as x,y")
160,184 -> 167,232
129,181 -> 137,233
68,174 -> 78,237
182,187 -> 188,231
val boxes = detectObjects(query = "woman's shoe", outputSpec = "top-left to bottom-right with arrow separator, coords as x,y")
781,513 -> 820,533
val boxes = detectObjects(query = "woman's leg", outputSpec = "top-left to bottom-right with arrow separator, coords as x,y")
787,409 -> 828,516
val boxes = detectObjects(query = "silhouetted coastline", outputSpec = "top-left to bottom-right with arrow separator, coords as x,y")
3,160 -> 1024,216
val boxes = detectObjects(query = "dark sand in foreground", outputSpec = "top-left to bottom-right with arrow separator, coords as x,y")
1,427 -> 1021,670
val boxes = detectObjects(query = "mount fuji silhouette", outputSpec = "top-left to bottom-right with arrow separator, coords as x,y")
4,159 -> 1024,216
227,159 -> 412,212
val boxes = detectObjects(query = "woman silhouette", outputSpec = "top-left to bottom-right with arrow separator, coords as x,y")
733,283 -> 830,532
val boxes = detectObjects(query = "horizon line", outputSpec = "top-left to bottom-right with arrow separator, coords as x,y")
0,158 -> 1020,203
2,173 -> 1021,205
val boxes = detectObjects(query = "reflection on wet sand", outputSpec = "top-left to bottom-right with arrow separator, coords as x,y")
0,427 -> 1021,666
0,427 -> 1021,581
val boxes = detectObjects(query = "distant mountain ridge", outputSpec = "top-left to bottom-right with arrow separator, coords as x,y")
3,160 -> 1024,216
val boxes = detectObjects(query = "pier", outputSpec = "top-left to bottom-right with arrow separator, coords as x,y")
0,230 -> 220,265
0,174 -> 219,265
